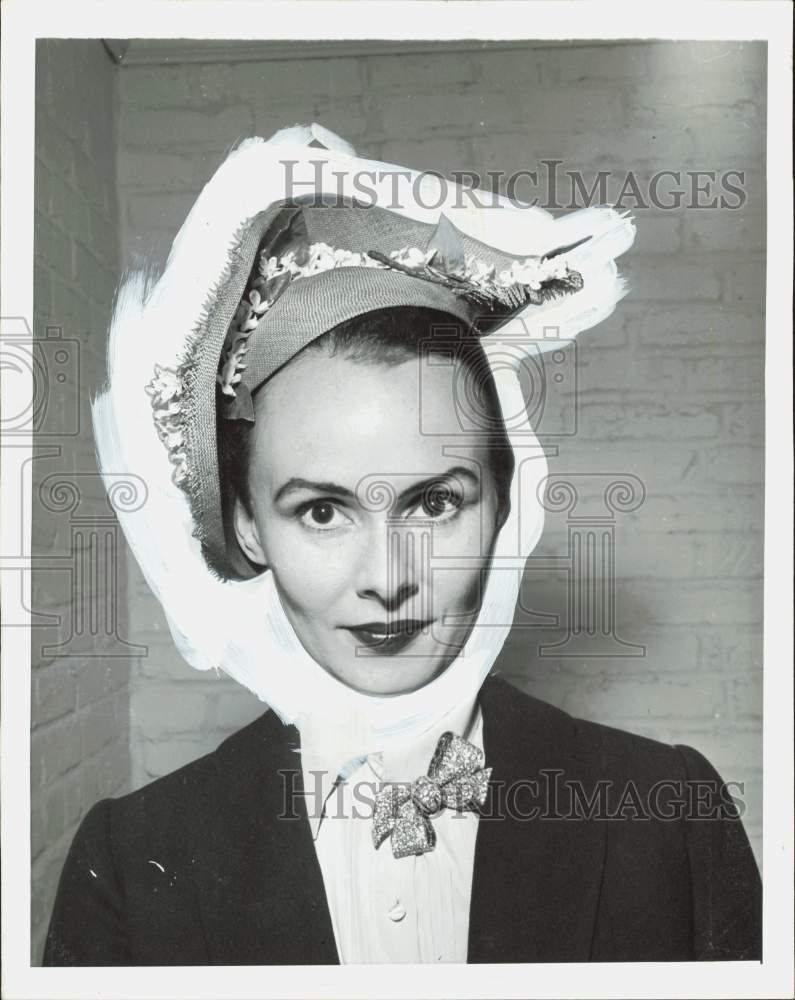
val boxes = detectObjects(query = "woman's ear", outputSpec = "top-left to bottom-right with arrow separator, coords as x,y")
233,497 -> 267,567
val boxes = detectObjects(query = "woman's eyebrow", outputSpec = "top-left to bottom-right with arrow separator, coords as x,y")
273,478 -> 356,504
273,466 -> 480,505
398,466 -> 480,500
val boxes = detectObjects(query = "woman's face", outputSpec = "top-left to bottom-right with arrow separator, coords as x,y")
233,347 -> 504,696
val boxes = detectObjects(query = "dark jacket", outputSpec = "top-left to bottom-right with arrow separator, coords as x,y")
44,674 -> 761,965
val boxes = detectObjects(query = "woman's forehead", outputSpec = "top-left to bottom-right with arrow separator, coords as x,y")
249,349 -> 487,484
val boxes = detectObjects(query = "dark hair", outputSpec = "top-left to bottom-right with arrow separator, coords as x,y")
217,307 -> 514,564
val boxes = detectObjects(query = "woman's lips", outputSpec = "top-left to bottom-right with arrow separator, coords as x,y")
343,620 -> 433,656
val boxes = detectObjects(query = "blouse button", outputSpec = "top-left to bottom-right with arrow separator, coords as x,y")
387,900 -> 406,922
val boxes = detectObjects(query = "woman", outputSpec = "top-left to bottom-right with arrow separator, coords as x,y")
44,125 -> 761,965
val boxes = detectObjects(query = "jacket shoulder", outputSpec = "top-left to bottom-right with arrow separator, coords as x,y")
483,673 -> 688,786
45,707 -> 297,965
97,707 -> 287,840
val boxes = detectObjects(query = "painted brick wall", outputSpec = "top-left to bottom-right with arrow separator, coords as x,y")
31,40 -> 128,963
114,40 -> 764,863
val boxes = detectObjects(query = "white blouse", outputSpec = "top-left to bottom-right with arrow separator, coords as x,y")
301,697 -> 484,964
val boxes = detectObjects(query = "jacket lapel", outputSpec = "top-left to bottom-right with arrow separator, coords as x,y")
196,710 -> 339,965
468,675 -> 607,963
193,677 -> 606,965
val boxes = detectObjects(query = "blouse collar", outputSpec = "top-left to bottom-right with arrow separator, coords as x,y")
300,690 -> 482,841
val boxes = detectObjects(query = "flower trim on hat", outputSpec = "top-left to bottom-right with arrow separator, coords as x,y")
368,244 -> 584,311
215,239 -> 585,399
216,287 -> 270,400
145,364 -> 189,487
215,244 -> 386,402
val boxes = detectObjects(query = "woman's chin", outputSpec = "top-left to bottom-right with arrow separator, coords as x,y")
323,650 -> 455,697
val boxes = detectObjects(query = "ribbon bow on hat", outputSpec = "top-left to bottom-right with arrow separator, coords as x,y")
372,732 -> 491,859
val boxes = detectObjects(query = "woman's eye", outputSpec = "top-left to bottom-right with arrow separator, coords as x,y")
298,501 -> 352,532
408,483 -> 463,521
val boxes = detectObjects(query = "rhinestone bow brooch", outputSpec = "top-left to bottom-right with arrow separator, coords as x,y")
372,732 -> 491,859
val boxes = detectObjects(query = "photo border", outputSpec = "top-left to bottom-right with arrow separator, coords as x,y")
2,2 -> 792,998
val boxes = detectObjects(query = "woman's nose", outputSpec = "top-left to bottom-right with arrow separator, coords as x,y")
355,523 -> 423,611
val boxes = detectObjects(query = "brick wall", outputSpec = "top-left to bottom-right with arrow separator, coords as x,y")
31,40 -> 128,963
114,40 -> 764,862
